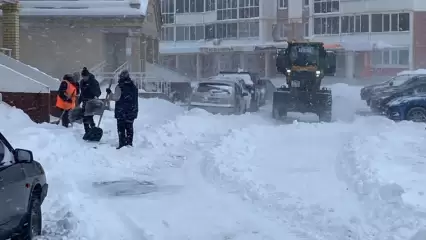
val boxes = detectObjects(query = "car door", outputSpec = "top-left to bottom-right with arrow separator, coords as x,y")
0,140 -> 28,231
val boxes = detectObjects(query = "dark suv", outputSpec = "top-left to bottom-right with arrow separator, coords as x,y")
0,132 -> 48,240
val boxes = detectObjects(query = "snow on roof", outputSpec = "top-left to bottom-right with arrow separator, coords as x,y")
339,40 -> 396,51
18,0 -> 148,16
160,40 -> 287,54
0,64 -> 50,93
397,69 -> 426,76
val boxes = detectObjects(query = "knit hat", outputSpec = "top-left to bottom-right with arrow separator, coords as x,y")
63,74 -> 73,82
81,67 -> 90,77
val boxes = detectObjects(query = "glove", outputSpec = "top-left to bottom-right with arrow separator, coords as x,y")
106,88 -> 112,94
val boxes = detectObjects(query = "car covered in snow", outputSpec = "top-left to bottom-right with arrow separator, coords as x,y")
369,75 -> 426,114
0,132 -> 48,240
386,93 -> 426,122
188,79 -> 248,114
360,74 -> 421,105
217,71 -> 263,111
208,75 -> 252,110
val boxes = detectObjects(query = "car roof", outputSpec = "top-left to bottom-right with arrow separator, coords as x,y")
198,79 -> 236,85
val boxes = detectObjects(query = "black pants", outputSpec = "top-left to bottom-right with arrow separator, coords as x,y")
117,119 -> 134,146
61,110 -> 70,128
83,115 -> 95,133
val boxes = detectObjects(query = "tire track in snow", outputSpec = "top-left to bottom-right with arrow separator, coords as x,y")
197,124 -> 363,240
336,133 -> 426,240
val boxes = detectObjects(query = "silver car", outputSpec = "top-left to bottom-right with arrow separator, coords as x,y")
189,80 -> 248,114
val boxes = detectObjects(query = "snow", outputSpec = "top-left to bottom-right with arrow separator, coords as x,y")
19,0 -> 147,16
160,40 -> 288,54
0,64 -> 50,93
397,68 -> 426,76
1,83 -> 426,239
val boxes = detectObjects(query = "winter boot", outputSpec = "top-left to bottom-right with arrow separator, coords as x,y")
117,131 -> 127,149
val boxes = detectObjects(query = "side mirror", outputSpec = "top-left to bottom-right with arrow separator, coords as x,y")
242,92 -> 248,97
14,149 -> 34,163
389,81 -> 394,86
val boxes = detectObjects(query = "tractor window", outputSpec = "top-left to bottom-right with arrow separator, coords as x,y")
289,45 -> 319,66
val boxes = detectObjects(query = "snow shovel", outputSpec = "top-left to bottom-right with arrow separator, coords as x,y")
50,110 -> 66,125
84,80 -> 113,142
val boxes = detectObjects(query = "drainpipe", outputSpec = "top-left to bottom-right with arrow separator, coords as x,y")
2,2 -> 20,60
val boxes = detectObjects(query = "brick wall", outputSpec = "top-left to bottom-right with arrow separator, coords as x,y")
413,11 -> 426,69
1,3 -> 19,59
1,92 -> 50,123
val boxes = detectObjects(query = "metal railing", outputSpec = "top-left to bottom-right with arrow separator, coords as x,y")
0,48 -> 12,57
130,72 -> 171,96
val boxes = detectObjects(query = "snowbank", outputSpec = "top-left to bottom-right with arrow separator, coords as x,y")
1,82 -> 426,239
397,69 -> 426,76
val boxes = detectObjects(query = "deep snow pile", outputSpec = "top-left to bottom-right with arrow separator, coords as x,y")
0,83 -> 425,240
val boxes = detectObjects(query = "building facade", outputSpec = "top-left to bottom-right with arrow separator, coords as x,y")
160,0 -> 426,79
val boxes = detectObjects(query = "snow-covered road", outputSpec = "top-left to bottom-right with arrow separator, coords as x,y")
1,83 -> 426,240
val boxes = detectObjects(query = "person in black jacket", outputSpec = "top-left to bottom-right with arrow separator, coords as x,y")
106,70 -> 139,149
79,67 -> 101,137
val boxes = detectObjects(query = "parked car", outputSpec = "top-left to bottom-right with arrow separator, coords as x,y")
217,71 -> 262,111
369,77 -> 426,114
209,75 -> 252,110
386,93 -> 426,122
0,132 -> 48,240
188,80 -> 248,115
360,74 -> 420,105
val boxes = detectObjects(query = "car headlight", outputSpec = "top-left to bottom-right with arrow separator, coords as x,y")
286,69 -> 291,73
315,70 -> 320,77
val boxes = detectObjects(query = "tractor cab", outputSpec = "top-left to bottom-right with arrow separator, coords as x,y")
276,41 -> 327,78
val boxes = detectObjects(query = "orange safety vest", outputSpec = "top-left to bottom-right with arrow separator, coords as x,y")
56,80 -> 77,110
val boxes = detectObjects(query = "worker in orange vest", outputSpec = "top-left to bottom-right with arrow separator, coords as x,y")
56,74 -> 78,127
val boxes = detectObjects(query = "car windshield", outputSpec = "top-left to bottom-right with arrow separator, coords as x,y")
390,75 -> 413,86
289,45 -> 319,66
197,83 -> 233,95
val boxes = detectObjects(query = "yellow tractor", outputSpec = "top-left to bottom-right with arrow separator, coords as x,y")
273,41 -> 332,122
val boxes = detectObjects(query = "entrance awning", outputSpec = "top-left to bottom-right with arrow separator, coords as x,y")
323,43 -> 343,49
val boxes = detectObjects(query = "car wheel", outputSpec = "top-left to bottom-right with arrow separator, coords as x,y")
406,107 -> 426,122
13,196 -> 42,240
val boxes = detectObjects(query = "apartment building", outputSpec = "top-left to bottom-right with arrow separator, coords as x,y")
159,0 -> 309,78
159,0 -> 426,79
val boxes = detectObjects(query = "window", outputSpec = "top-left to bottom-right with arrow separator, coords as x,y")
176,0 -> 204,13
205,24 -> 216,39
278,0 -> 288,8
304,0 -> 309,6
0,141 -> 4,163
238,21 -> 259,38
371,13 -> 410,32
161,0 -> 175,24
161,27 -> 175,41
278,23 -> 287,38
313,0 -> 339,14
0,141 -> 13,166
371,49 -> 409,66
239,0 -> 259,18
341,15 -> 368,33
313,16 -> 339,35
176,25 -> 205,41
216,22 -> 238,39
304,22 -> 309,37
217,0 -> 237,20
206,0 -> 216,11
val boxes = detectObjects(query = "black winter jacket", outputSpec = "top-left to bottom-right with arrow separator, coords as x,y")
114,77 -> 138,120
79,74 -> 101,104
